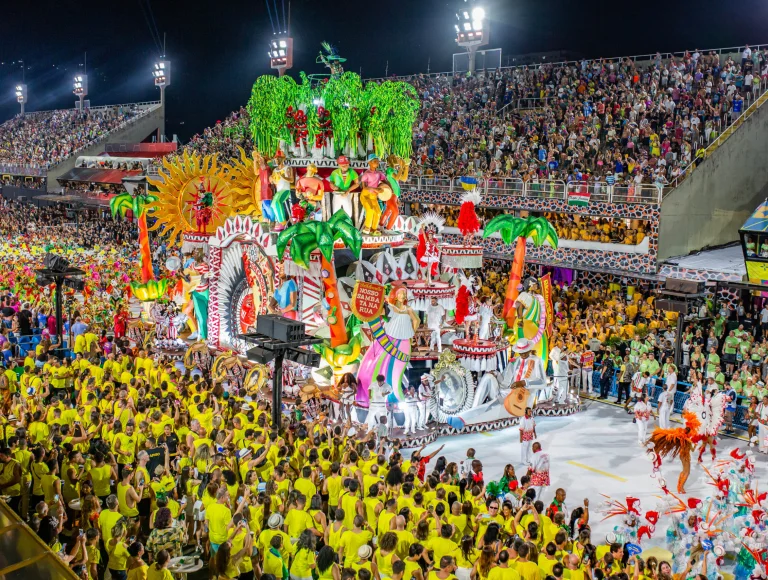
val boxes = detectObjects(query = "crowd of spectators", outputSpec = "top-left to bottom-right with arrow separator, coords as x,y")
77,159 -> 146,171
410,47 -> 765,189
0,105 -> 144,170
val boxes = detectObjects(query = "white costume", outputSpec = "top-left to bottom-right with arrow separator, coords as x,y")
478,303 -> 493,340
657,385 -> 675,429
500,340 -> 548,408
549,346 -> 569,404
426,303 -> 445,352
331,190 -> 354,219
367,380 -> 392,429
633,400 -> 652,443
519,416 -> 536,464
417,377 -> 433,430
403,389 -> 419,434
759,402 -> 768,453
528,448 -> 550,499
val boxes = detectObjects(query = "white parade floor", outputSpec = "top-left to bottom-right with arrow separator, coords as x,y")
409,400 -> 768,542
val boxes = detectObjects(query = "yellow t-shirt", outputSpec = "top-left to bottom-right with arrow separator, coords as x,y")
107,540 -> 130,571
147,566 -> 174,580
291,548 -> 316,578
489,567 -> 521,580
205,503 -> 232,545
339,529 -> 373,566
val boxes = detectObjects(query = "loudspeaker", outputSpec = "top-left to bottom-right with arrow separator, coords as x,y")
656,299 -> 688,314
246,345 -> 274,364
256,314 -> 306,342
665,278 -> 702,294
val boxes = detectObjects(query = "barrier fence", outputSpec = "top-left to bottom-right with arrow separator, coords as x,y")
407,176 -> 665,204
585,367 -> 750,431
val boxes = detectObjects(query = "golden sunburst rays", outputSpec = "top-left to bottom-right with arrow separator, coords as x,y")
227,146 -> 264,219
147,150 -> 255,246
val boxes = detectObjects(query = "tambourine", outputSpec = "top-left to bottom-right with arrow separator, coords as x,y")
166,256 -> 181,272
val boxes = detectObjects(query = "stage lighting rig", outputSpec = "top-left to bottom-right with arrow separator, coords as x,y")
455,0 -> 489,74
152,60 -> 172,105
268,38 -> 293,77
15,84 -> 27,116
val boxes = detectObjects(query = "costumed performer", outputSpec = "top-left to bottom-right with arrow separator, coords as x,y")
528,441 -> 550,499
269,150 -> 293,231
417,374 -> 434,430
548,340 -> 570,404
254,151 -> 274,223
181,251 -> 210,340
357,285 -> 419,409
455,275 -> 480,343
478,296 -> 493,340
501,338 -> 549,416
457,190 -> 482,245
519,406 -> 537,465
425,296 -> 445,353
367,374 -> 393,430
403,385 -> 420,435
328,155 -> 359,223
359,154 -> 388,236
416,213 -> 444,287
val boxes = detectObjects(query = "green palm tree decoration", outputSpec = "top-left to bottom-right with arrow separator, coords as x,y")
483,215 -> 558,328
277,210 -> 362,349
110,192 -> 169,301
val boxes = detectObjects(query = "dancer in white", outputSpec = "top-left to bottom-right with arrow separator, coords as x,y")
417,375 -> 433,430
425,297 -> 445,353
519,407 -> 537,465
527,442 -> 550,499
549,341 -> 570,404
657,382 -> 675,429
478,296 -> 493,340
367,374 -> 392,430
633,393 -> 654,444
402,385 -> 419,435
759,396 -> 768,454
501,338 -> 549,411
580,347 -> 594,394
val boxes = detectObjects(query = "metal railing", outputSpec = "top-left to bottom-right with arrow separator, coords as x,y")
408,176 -> 664,204
365,43 -> 768,83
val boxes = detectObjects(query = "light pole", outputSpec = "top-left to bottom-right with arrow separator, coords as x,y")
73,75 -> 88,111
455,2 -> 488,75
268,38 -> 293,77
152,60 -> 171,106
15,84 -> 27,116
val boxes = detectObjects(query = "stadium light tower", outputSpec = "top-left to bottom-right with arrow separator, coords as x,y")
15,84 -> 27,116
152,60 -> 172,105
73,74 -> 88,111
268,37 -> 293,77
455,1 -> 489,74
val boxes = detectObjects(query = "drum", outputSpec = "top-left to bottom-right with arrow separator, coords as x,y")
376,186 -> 393,202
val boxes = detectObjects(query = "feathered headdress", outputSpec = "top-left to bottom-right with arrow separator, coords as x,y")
418,212 -> 445,235
457,190 -> 482,239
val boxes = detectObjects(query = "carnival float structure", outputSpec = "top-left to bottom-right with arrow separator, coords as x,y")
132,44 -> 578,443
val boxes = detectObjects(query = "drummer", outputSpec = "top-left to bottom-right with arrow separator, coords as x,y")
359,154 -> 389,236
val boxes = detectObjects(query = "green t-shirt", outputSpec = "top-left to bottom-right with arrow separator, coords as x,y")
706,354 -> 720,373
730,380 -> 743,394
647,361 -> 660,376
328,168 -> 360,191
714,372 -> 726,386
724,336 -> 739,355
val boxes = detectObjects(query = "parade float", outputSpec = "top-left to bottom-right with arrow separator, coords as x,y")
140,43 -> 580,442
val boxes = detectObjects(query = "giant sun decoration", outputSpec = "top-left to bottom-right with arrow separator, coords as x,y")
147,150 -> 245,246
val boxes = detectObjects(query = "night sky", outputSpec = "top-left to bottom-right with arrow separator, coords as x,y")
1,0 -> 765,141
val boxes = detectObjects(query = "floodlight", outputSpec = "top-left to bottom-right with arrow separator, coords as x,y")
471,7 -> 485,20
455,24 -> 460,32
278,49 -> 286,57
279,40 -> 287,48
463,22 -> 472,31
472,20 -> 483,30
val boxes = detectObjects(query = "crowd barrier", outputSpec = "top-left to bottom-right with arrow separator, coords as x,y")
586,367 -> 750,431
408,176 -> 665,204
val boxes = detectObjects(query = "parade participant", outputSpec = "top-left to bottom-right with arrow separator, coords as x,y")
456,277 -> 479,343
367,375 -> 393,430
402,385 -> 420,435
269,150 -> 294,231
633,393 -> 654,444
426,297 -> 445,353
580,347 -> 594,394
328,156 -> 359,222
254,151 -> 275,223
416,216 -> 443,287
527,442 -> 550,499
477,297 -> 493,341
549,340 -> 570,404
358,154 -> 388,236
518,407 -> 536,465
417,375 -> 433,431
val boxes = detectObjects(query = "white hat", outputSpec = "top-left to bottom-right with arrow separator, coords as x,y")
268,514 -> 284,529
241,403 -> 252,411
512,338 -> 535,354
358,545 -> 373,559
